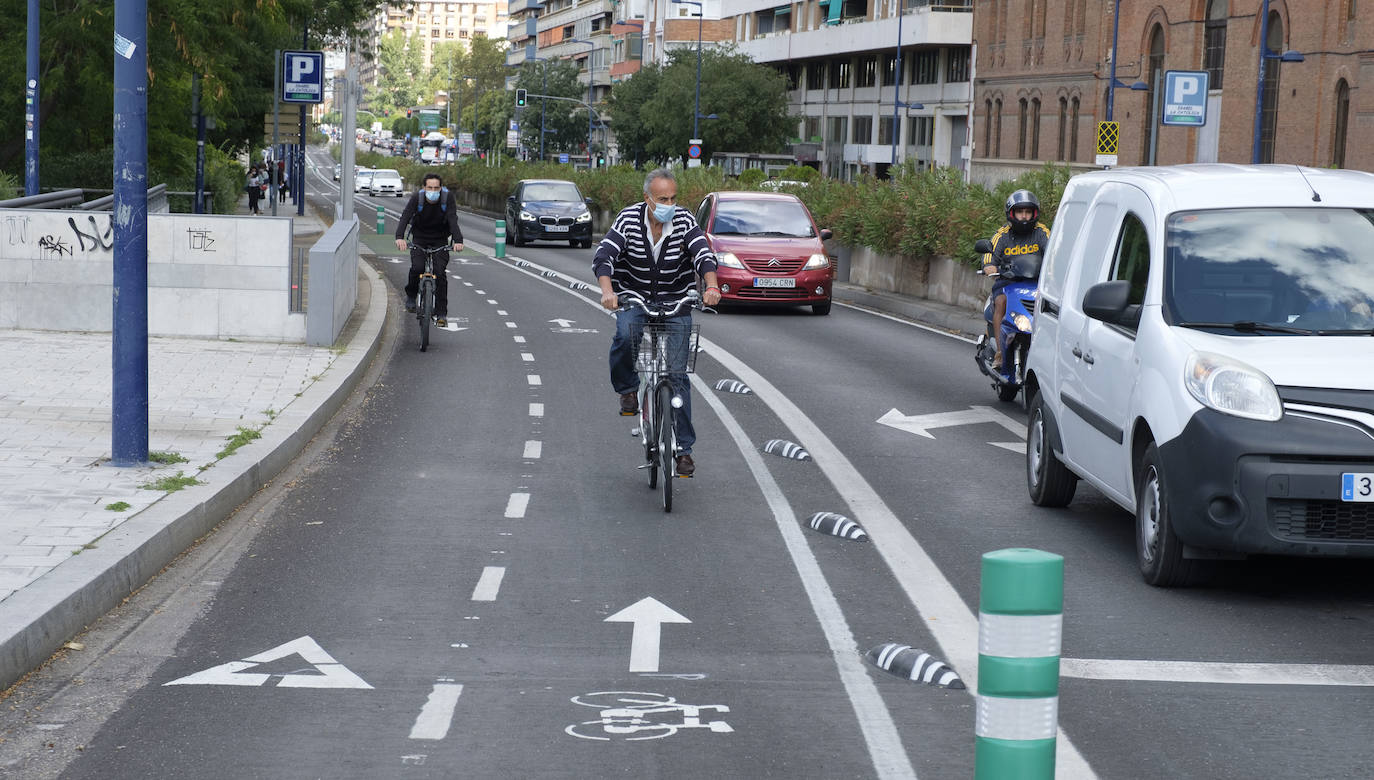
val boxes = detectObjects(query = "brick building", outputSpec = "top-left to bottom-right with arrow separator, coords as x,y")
972,0 -> 1369,184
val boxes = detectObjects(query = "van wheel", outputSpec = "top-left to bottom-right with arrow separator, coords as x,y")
1026,392 -> 1077,507
1136,442 -> 1199,587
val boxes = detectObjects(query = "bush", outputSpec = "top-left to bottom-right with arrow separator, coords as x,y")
737,168 -> 766,188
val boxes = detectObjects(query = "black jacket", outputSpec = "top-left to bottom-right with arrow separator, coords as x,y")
395,188 -> 463,247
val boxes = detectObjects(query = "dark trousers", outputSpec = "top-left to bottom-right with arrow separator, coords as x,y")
610,308 -> 695,454
405,246 -> 450,317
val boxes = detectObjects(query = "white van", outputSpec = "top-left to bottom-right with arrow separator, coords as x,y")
1024,164 -> 1374,586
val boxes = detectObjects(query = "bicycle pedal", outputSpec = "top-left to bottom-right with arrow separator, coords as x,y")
620,411 -> 637,417
676,473 -> 693,479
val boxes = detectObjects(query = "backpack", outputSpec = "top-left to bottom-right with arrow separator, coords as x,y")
417,186 -> 448,213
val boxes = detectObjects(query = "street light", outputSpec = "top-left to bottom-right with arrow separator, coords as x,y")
1250,0 -> 1304,164
671,0 -> 706,139
889,0 -> 910,167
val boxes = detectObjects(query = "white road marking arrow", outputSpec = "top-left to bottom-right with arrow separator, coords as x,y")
549,318 -> 577,328
162,636 -> 373,689
604,597 -> 691,673
876,405 -> 1025,440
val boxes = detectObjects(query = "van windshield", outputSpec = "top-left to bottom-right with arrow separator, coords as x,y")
1165,208 -> 1374,334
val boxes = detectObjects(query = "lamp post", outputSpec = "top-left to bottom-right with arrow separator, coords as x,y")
671,0 -> 706,138
1106,0 -> 1122,122
1250,0 -> 1304,164
890,0 -> 905,166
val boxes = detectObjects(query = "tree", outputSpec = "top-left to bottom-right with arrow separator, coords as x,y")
510,59 -> 587,160
370,30 -> 428,115
605,63 -> 661,167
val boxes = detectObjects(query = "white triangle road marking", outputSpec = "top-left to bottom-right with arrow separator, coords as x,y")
162,636 -> 374,689
989,441 -> 1026,453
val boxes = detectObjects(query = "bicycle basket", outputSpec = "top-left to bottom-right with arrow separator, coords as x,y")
632,323 -> 701,374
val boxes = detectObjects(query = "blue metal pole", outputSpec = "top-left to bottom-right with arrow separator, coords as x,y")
693,9 -> 703,139
112,0 -> 149,465
298,22 -> 308,216
540,62 -> 547,161
1106,0 -> 1121,122
25,0 -> 39,196
193,73 -> 205,214
891,3 -> 902,166
1251,0 -> 1272,164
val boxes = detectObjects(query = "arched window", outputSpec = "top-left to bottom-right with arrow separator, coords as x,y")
1075,0 -> 1087,37
984,99 -> 993,158
1332,80 -> 1350,168
1035,0 -> 1047,40
994,99 -> 1003,158
1259,11 -> 1282,163
1018,98 -> 1029,159
1031,97 -> 1042,160
1141,24 -> 1164,165
1204,0 -> 1227,89
1069,96 -> 1080,162
1057,97 -> 1068,161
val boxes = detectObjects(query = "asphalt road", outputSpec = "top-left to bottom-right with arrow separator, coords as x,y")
1,149 -> 1369,779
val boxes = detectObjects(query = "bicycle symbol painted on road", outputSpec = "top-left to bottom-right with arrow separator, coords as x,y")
565,691 -> 733,741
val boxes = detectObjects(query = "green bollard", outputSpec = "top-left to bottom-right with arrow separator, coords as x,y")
494,219 -> 506,259
376,206 -> 384,235
975,548 -> 1063,780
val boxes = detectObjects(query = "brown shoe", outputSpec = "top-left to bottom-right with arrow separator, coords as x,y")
675,454 -> 695,477
619,392 -> 638,416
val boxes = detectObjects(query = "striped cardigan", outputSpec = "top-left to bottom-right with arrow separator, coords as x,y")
592,202 -> 717,303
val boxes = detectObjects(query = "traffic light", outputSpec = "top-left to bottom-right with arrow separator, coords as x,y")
596,154 -> 606,168
406,109 -> 412,118
515,88 -> 527,108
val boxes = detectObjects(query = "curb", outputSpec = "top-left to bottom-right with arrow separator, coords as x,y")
0,258 -> 388,693
833,283 -> 985,340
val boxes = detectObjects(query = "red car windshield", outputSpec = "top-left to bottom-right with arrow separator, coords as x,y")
712,200 -> 816,238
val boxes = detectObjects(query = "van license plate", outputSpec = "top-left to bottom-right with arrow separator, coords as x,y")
754,277 -> 795,288
1341,473 -> 1374,502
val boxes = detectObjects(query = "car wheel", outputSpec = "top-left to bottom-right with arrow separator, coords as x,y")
569,239 -> 578,248
1026,391 -> 1077,507
508,221 -> 522,247
811,301 -> 832,316
580,239 -> 594,249
1135,442 -> 1200,587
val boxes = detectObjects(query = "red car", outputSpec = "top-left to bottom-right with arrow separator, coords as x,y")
694,191 -> 835,315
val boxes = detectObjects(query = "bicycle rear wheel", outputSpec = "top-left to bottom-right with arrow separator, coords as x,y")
656,383 -> 674,512
419,280 -> 433,351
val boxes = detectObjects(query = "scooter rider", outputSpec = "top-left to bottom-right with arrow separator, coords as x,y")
981,189 -> 1049,367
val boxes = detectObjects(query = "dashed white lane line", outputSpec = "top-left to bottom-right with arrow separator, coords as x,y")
498,309 -> 508,315
475,289 -> 486,294
505,322 -> 518,329
527,374 -> 542,386
470,566 -> 507,602
409,682 -> 463,740
521,352 -> 535,362
463,282 -> 473,287
487,299 -> 498,304
504,492 -> 529,518
513,336 -> 526,343
529,403 -> 544,417
523,440 -> 542,459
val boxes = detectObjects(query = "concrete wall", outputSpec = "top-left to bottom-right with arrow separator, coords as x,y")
307,218 -> 360,347
845,245 -> 988,312
0,210 -> 302,341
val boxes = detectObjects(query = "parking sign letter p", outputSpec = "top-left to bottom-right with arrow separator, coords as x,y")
290,56 -> 315,83
1171,76 -> 1199,103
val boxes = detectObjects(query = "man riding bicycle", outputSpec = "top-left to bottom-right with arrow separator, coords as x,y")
594,168 -> 721,477
395,173 -> 465,327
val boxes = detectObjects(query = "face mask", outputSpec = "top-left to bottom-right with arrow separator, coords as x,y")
653,203 -> 675,224
424,190 -> 441,203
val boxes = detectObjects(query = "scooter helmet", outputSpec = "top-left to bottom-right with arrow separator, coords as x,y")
1006,189 -> 1040,235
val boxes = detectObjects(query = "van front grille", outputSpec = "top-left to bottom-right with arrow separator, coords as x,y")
1270,499 -> 1374,541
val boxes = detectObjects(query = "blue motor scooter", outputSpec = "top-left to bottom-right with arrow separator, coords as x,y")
972,238 -> 1040,403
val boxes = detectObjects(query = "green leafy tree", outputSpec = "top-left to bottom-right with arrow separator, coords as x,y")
605,63 -> 661,168
370,30 -> 428,114
510,59 -> 587,160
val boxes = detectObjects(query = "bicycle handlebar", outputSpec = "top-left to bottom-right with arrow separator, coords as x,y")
617,289 -> 711,318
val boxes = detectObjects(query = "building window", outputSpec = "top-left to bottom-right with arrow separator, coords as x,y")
1033,0 -> 1047,40
857,56 -> 877,88
830,60 -> 851,89
1259,11 -> 1281,163
806,61 -> 826,90
911,50 -> 939,85
804,116 -> 823,143
785,64 -> 800,90
852,115 -> 873,144
881,54 -> 900,87
828,115 -> 848,145
1204,0 -> 1226,90
909,115 -> 933,147
878,116 -> 897,145
946,48 -> 969,83
1031,97 -> 1041,160
1069,96 -> 1080,162
994,99 -> 1002,158
1057,97 -> 1067,161
983,99 -> 993,157
1017,98 -> 1028,159
1333,79 -> 1350,168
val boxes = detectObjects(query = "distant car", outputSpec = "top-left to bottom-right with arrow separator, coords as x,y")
354,169 -> 375,193
369,169 -> 404,197
695,191 -> 834,315
758,179 -> 811,191
332,164 -> 342,181
505,179 -> 594,249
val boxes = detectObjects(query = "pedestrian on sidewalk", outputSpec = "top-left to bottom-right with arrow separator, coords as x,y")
246,166 -> 262,215
279,171 -> 289,203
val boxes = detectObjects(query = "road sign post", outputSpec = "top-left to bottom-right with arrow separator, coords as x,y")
687,138 -> 703,169
1095,121 -> 1120,168
1162,70 -> 1209,127
281,51 -> 324,104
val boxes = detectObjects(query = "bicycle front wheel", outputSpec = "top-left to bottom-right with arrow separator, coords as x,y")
644,389 -> 658,489
419,280 -> 433,351
656,383 -> 674,512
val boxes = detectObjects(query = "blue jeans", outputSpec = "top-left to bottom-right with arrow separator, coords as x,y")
610,308 -> 695,455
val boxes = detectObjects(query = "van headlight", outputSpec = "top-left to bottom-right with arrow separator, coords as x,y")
716,252 -> 747,269
802,253 -> 830,270
1184,352 -> 1282,421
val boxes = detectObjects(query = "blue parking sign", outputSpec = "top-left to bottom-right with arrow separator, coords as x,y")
1162,70 -> 1208,126
282,50 -> 324,104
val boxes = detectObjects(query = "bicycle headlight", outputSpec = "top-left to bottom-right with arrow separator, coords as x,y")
716,252 -> 746,269
802,253 -> 830,270
1184,351 -> 1282,421
576,210 -> 592,223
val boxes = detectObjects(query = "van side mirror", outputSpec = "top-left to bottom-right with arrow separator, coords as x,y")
820,228 -> 833,240
973,239 -> 994,255
1082,280 -> 1135,325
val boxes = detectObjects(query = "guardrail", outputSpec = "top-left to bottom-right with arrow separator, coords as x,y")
0,185 -> 170,213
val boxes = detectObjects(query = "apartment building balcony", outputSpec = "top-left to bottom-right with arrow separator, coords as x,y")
735,7 -> 971,64
507,0 -> 542,15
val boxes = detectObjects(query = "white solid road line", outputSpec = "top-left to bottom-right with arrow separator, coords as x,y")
409,682 -> 464,740
1062,658 -> 1374,686
504,492 -> 529,519
695,378 -> 918,779
470,567 -> 507,602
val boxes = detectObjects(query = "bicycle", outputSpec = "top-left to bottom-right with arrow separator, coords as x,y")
619,290 -> 707,513
405,241 -> 450,352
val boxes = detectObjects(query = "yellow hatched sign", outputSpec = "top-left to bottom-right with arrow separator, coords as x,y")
1096,121 -> 1119,166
